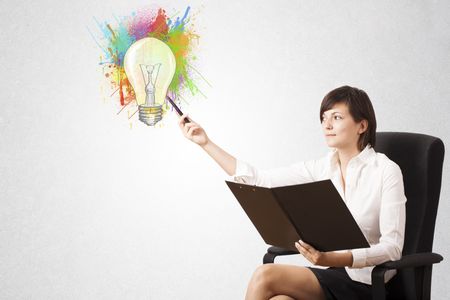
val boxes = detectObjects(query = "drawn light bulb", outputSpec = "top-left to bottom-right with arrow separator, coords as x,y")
124,37 -> 176,126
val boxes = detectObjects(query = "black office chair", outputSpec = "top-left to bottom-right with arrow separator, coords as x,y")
262,132 -> 445,300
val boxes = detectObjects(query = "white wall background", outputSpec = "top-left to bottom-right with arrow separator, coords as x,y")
1,0 -> 449,299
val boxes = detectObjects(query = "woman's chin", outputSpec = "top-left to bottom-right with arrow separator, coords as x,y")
325,141 -> 336,147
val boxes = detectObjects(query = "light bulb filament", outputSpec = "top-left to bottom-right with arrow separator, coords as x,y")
140,63 -> 162,106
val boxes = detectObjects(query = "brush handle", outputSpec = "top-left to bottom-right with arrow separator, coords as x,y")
166,95 -> 190,123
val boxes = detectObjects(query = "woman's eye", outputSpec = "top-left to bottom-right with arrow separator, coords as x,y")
334,116 -> 342,120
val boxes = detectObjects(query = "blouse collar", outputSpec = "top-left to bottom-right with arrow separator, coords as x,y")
329,144 -> 376,169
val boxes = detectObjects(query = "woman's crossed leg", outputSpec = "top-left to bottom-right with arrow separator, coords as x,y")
245,264 -> 326,300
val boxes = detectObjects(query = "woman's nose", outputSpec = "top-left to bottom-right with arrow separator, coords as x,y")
323,119 -> 332,129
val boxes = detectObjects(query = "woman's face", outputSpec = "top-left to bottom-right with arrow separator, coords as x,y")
321,102 -> 367,151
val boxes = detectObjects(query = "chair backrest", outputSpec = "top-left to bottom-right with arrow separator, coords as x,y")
374,132 -> 445,299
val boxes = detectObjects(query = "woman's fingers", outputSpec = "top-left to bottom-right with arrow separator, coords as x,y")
178,114 -> 188,127
295,240 -> 316,256
179,115 -> 198,130
178,113 -> 205,144
295,242 -> 314,262
295,240 -> 324,266
187,126 -> 200,138
296,243 -> 309,260
299,240 -> 314,252
295,241 -> 307,253
183,122 -> 197,135
300,240 -> 320,257
179,113 -> 195,126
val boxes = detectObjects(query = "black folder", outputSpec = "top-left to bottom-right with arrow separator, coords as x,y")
225,179 -> 369,252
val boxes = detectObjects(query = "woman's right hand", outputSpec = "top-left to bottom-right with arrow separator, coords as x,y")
178,114 -> 209,147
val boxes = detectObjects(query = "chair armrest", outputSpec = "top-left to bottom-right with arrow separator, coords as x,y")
371,252 -> 443,300
375,252 -> 443,270
268,246 -> 299,256
263,246 -> 298,264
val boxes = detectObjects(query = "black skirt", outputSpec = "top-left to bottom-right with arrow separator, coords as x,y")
308,267 -> 372,300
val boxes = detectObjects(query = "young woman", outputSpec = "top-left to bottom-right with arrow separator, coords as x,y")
178,86 -> 406,300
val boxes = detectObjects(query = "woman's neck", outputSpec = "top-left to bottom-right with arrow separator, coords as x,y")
337,146 -> 361,169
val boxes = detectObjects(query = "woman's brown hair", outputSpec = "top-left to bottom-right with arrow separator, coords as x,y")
319,86 -> 377,151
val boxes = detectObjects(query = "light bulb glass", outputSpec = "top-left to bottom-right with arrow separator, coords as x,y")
124,37 -> 176,126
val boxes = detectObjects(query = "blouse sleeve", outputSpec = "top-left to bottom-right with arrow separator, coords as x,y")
229,158 -> 324,188
350,162 -> 407,268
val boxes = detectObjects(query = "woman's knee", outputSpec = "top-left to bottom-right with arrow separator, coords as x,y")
269,295 -> 295,300
249,265 -> 324,300
250,264 -> 279,290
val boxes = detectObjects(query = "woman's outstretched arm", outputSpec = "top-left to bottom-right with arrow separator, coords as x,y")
178,114 -> 237,176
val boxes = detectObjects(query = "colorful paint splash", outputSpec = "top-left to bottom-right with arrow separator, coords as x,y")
89,6 -> 205,119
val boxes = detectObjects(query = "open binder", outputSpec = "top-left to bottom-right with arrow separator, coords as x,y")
225,179 -> 369,252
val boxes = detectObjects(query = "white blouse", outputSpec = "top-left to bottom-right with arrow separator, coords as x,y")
230,145 -> 406,285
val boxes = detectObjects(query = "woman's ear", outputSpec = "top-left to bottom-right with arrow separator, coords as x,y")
359,120 -> 368,134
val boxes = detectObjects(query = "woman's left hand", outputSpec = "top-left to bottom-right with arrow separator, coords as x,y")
295,240 -> 328,266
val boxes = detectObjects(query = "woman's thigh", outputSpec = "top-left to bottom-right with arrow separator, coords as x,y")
253,264 -> 325,300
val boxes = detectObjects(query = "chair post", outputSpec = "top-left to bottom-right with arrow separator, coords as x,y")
263,252 -> 276,264
371,267 -> 387,300
421,265 -> 433,300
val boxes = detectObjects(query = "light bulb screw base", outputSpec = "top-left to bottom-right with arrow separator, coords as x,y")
138,104 -> 162,126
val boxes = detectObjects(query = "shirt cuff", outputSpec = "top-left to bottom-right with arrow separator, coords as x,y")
350,248 -> 367,268
230,159 -> 253,184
